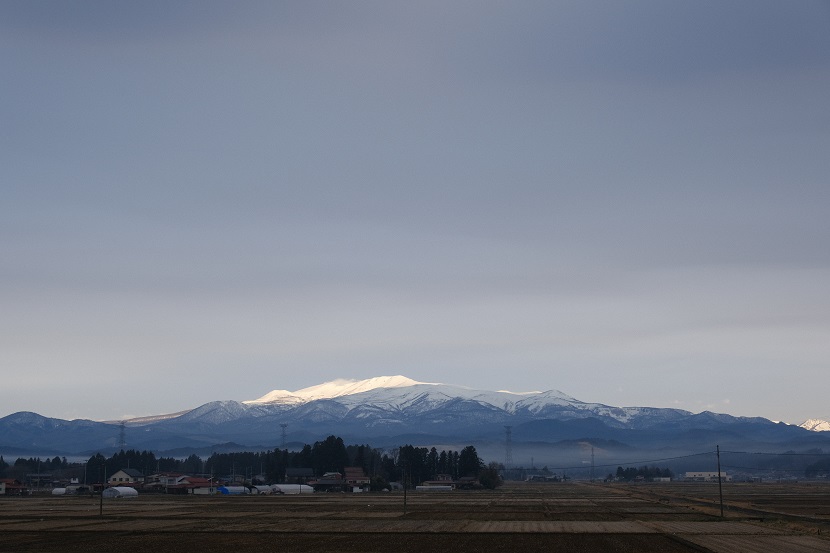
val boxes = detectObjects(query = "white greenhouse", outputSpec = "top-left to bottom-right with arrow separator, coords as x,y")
102,486 -> 139,498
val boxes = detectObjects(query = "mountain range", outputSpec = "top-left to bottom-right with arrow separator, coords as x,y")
2,376 -> 829,467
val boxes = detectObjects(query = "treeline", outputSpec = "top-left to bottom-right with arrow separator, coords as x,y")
5,456 -> 69,474
82,436 -> 495,489
612,465 -> 673,481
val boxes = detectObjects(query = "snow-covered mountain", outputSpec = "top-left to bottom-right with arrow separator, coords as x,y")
800,418 -> 830,432
244,375 -> 431,405
2,375 -> 828,457
241,375 -> 695,429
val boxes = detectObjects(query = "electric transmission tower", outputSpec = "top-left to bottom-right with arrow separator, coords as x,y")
118,421 -> 126,451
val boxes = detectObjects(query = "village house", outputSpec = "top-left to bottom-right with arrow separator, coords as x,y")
164,476 -> 216,495
421,473 -> 456,488
108,468 -> 145,486
310,472 -> 345,492
344,466 -> 369,491
0,478 -> 28,496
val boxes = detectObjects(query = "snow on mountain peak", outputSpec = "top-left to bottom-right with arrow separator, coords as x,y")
243,375 -> 591,422
245,375 -> 428,405
297,375 -> 425,399
800,418 -> 830,432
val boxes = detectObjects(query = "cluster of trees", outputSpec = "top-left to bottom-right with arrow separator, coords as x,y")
395,444 -> 484,485
84,451 -> 185,481
9,456 -> 69,473
1,456 -> 72,480
78,436 -> 497,489
611,466 -> 673,481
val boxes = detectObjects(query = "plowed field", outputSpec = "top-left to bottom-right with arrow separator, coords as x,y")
2,482 -> 829,552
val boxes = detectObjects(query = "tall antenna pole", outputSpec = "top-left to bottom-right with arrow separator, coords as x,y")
118,421 -> 126,451
504,426 -> 513,467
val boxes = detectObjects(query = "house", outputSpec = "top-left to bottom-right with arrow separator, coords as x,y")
166,476 -> 216,495
344,467 -> 370,491
456,476 -> 480,489
421,473 -> 456,488
24,473 -> 53,490
310,472 -> 345,492
108,468 -> 145,486
285,467 -> 314,484
0,479 -> 28,496
143,472 -> 185,492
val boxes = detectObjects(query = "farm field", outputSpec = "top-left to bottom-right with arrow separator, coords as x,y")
2,481 -> 829,552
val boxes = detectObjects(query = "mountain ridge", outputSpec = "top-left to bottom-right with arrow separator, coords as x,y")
2,375 -> 828,459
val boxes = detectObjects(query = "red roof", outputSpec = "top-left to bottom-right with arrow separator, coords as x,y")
183,477 -> 212,485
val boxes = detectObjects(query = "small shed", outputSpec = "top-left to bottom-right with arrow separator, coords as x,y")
103,486 -> 139,498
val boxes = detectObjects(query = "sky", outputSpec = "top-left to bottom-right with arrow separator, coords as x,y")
2,1 -> 829,425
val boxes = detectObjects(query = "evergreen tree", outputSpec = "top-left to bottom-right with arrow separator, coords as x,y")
437,450 -> 448,475
458,445 -> 483,477
311,435 -> 349,474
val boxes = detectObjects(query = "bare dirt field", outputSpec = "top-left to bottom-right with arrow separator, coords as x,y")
2,481 -> 829,552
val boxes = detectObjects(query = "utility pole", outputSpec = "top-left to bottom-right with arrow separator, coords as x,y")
99,463 -> 105,517
716,445 -> 724,518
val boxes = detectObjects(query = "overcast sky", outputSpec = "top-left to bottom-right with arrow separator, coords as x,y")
2,1 -> 829,424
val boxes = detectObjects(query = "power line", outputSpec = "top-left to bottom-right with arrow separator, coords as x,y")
538,451 -> 716,472
721,465 -> 817,473
720,450 -> 830,456
534,449 -> 829,473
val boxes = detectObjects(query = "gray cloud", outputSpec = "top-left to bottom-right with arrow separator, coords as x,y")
1,1 -> 828,423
